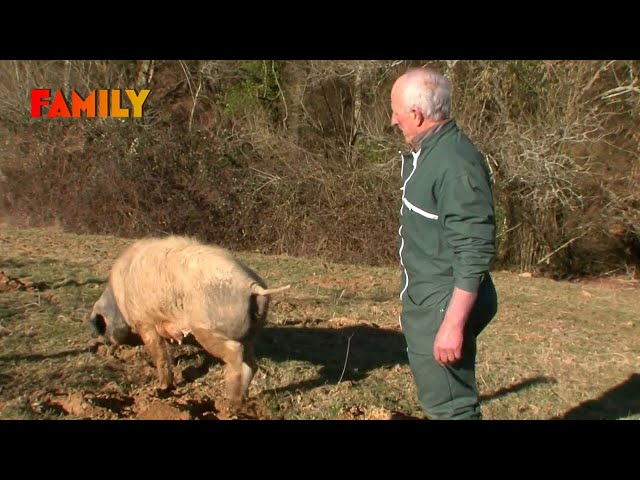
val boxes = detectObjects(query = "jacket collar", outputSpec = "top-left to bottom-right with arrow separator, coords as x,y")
409,118 -> 456,153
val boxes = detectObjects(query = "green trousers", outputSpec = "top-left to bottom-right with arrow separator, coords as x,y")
400,275 -> 498,420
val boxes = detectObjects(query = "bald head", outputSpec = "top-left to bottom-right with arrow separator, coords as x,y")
390,67 -> 452,146
393,68 -> 452,121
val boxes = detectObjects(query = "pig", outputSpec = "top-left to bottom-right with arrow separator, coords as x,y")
87,235 -> 289,405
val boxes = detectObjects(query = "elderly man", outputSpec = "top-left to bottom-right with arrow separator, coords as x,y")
390,67 -> 499,420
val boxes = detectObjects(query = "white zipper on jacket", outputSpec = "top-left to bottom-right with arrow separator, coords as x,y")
398,149 -> 421,302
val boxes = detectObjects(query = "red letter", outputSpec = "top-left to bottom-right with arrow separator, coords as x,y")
31,89 -> 50,117
48,90 -> 71,118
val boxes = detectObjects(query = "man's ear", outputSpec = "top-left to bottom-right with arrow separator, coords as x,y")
412,107 -> 424,126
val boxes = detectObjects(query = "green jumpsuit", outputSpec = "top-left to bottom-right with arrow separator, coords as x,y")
398,119 -> 499,419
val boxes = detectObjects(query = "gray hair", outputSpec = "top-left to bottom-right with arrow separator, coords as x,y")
401,68 -> 452,121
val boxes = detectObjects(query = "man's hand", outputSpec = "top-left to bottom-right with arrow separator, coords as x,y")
434,286 -> 477,365
433,324 -> 464,365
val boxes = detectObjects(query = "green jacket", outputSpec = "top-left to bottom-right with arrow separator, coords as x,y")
398,119 -> 496,308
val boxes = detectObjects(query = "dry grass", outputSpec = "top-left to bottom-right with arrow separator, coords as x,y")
1,225 -> 639,420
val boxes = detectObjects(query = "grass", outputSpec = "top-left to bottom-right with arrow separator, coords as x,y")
1,225 -> 639,420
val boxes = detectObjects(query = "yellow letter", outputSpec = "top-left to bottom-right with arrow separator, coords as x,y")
125,89 -> 150,118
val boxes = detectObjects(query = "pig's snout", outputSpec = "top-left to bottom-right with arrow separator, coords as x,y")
89,314 -> 107,338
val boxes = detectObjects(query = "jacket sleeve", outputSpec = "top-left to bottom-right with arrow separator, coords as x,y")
438,172 -> 496,294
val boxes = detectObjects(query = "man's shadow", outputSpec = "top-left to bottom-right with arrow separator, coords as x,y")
556,374 -> 640,420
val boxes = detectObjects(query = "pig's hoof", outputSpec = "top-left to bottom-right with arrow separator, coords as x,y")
156,384 -> 175,397
228,396 -> 246,411
214,398 -> 243,419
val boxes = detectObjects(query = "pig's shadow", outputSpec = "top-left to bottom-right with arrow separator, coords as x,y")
173,323 -> 408,394
257,324 -> 408,393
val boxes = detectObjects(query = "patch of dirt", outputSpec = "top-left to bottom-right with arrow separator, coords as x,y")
50,392 -> 101,418
33,390 -> 119,419
337,404 -> 424,420
0,271 -> 46,292
211,397 -> 272,420
136,401 -> 193,420
0,272 -> 68,305
21,337 -> 278,420
26,379 -> 274,420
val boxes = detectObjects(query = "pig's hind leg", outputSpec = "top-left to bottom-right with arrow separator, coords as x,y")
191,327 -> 254,406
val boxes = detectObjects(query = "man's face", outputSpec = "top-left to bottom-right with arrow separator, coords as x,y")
390,82 -> 420,145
